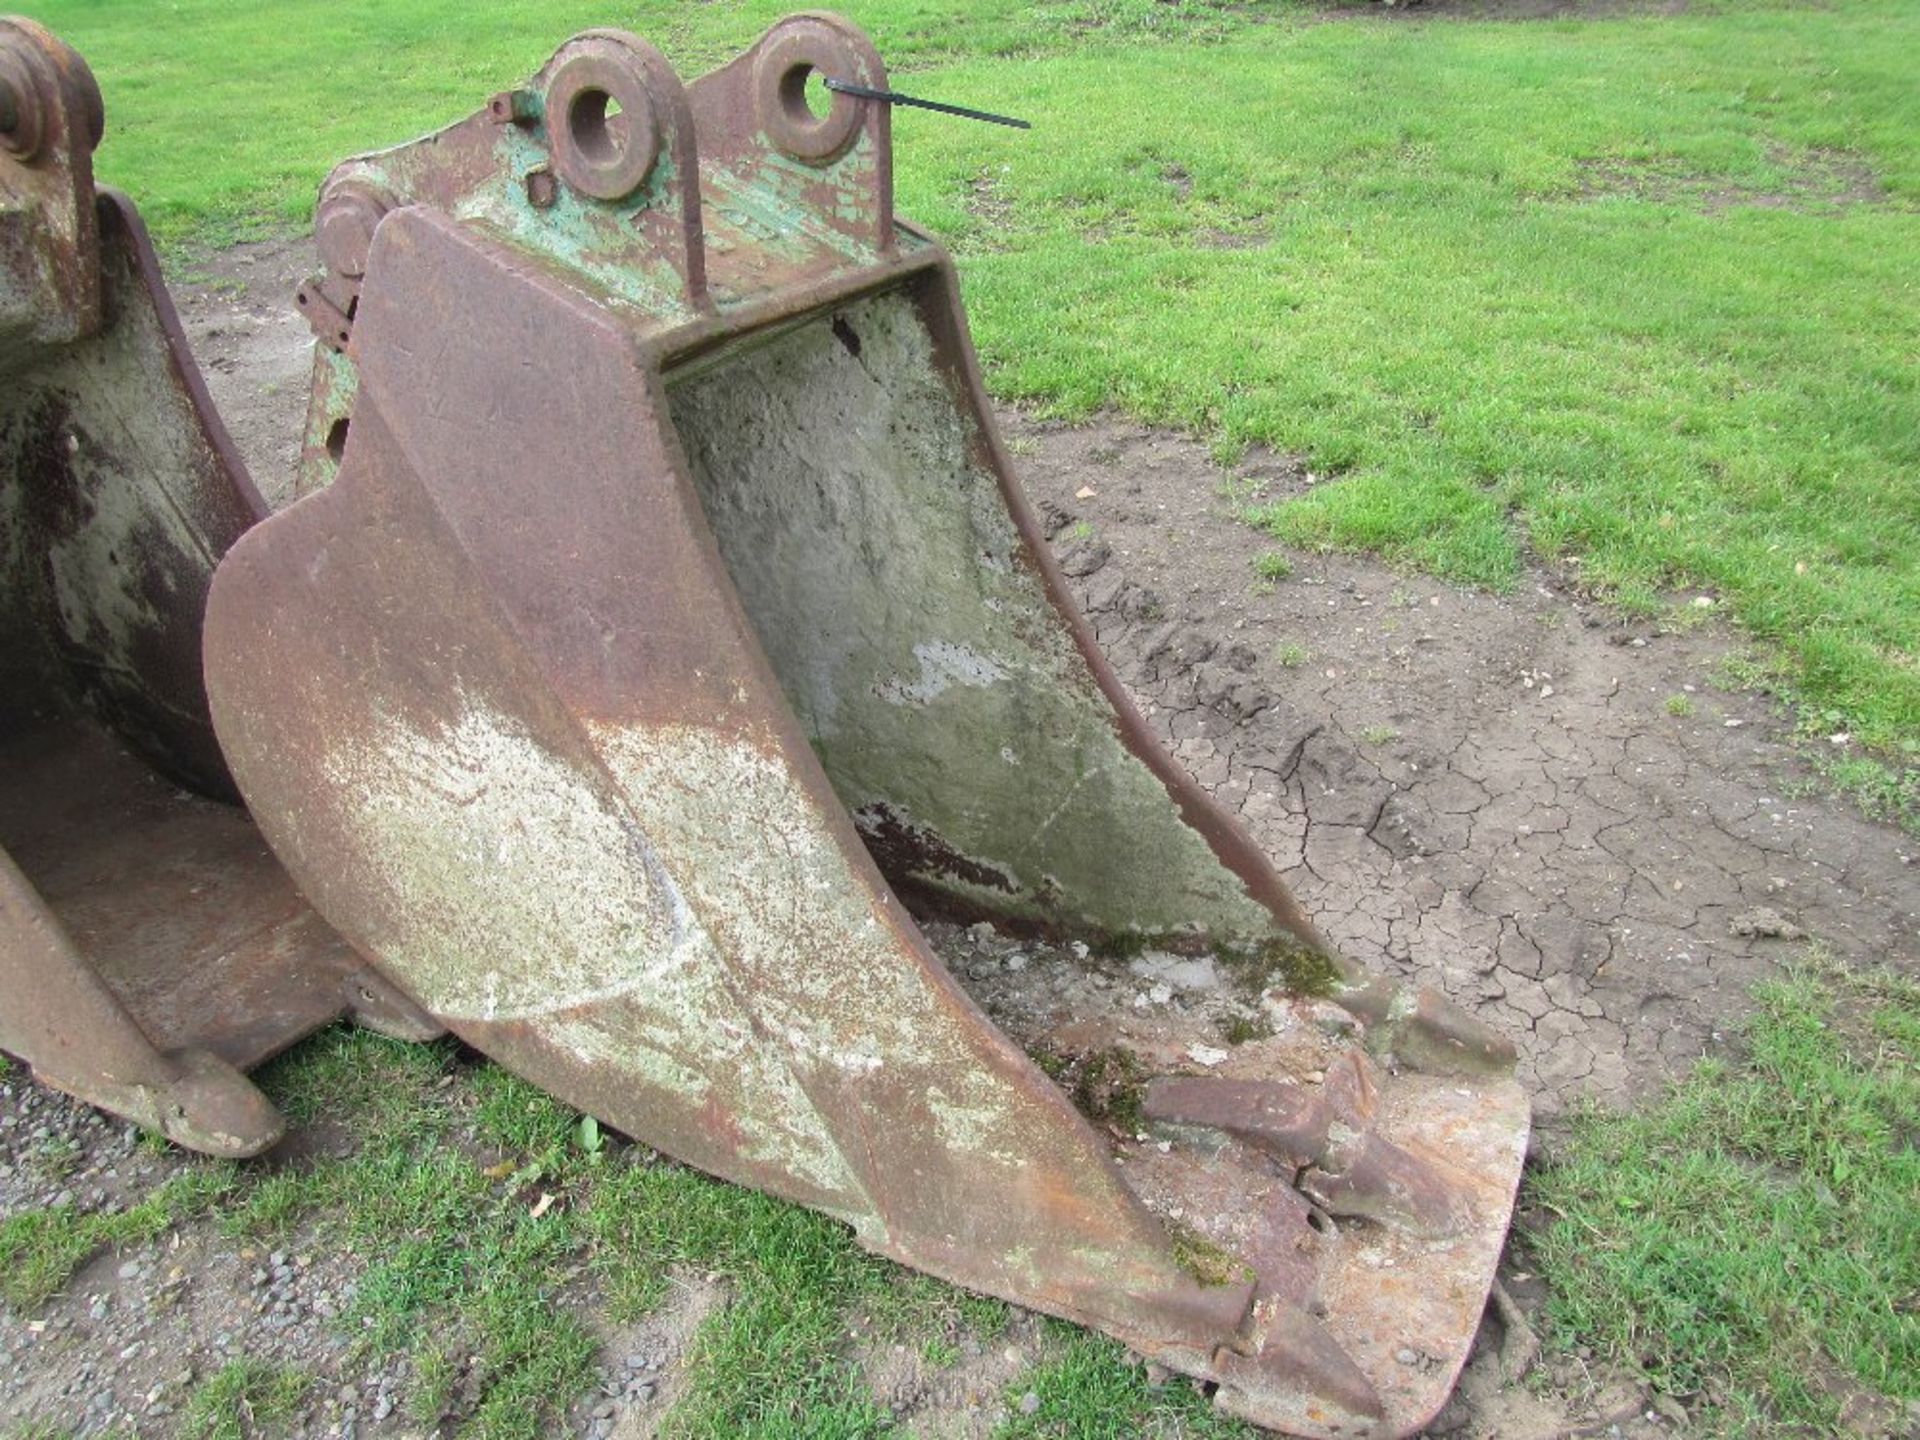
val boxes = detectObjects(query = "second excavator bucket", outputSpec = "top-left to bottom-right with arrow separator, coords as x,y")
201,17 -> 1529,1436
0,16 -> 437,1157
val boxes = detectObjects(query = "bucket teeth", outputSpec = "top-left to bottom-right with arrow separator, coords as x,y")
1145,1056 -> 1468,1238
1218,1306 -> 1388,1434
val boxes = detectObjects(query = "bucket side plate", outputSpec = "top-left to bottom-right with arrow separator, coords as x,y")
204,207 -> 1256,1355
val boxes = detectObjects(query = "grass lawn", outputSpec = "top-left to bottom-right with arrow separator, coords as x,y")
1529,959 -> 1920,1436
6,0 -> 1918,1434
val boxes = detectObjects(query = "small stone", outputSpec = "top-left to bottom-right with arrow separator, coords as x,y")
1019,1391 -> 1042,1416
1395,1348 -> 1418,1365
116,1260 -> 140,1280
1729,907 -> 1807,941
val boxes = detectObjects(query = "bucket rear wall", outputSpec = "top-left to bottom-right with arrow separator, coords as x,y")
667,281 -> 1288,945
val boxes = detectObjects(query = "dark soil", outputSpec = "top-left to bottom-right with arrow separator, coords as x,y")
1570,146 -> 1887,214
2,235 -> 1913,1438
1317,0 -> 1692,23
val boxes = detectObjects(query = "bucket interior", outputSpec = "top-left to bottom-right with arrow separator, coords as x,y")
0,260 -> 350,1068
666,276 -> 1295,958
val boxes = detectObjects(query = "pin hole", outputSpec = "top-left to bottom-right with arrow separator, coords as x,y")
570,86 -> 628,163
780,64 -> 835,124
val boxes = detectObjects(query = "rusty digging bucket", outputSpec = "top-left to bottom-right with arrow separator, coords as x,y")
1,14 -> 1528,1436
0,15 -> 440,1154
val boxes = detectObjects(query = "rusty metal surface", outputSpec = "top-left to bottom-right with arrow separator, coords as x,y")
205,14 -> 1529,1434
0,18 -> 435,1157
0,15 -> 101,362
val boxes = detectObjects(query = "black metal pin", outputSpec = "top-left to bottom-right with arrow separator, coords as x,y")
823,79 -> 1030,130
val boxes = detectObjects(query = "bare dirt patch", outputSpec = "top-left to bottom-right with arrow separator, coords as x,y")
961,169 -> 1017,253
3,235 -> 1914,1438
0,1077 -> 386,1435
579,1274 -> 725,1440
1014,411 -> 1916,1119
852,1311 -> 1044,1439
1569,145 -> 1887,213
1317,0 -> 1692,23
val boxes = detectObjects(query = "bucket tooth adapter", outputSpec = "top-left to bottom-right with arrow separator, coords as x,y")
197,15 -> 1527,1435
0,16 -> 438,1157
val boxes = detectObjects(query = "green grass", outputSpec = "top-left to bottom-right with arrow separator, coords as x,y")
1253,552 -> 1294,582
1528,959 -> 1920,1436
5,965 -> 1914,1436
180,1360 -> 310,1440
996,1323 -> 1253,1439
0,1030 -> 1019,1437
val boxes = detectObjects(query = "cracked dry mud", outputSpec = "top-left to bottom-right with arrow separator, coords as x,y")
1015,415 -> 1916,1119
1,238 -> 1914,1439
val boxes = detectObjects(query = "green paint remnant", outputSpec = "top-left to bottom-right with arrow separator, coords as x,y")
294,343 -> 358,498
